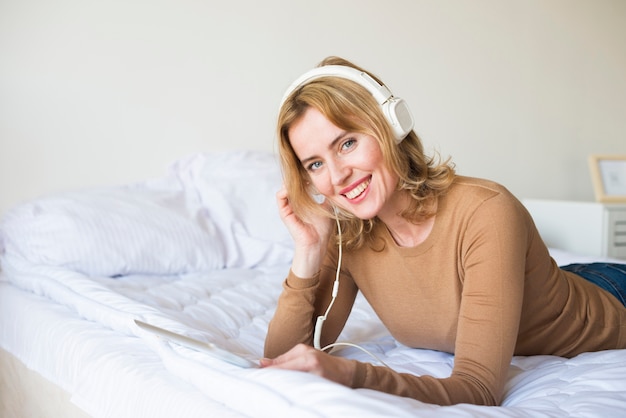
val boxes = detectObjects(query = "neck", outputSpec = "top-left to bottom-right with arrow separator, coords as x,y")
378,193 -> 437,248
384,216 -> 435,247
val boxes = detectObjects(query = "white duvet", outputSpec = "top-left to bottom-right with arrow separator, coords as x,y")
1,151 -> 625,418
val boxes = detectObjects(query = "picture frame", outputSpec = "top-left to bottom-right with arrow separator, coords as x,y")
588,154 -> 626,203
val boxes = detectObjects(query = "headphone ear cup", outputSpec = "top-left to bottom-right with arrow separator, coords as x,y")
383,98 -> 414,143
281,64 -> 415,143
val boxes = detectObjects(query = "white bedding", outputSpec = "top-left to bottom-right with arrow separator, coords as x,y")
1,151 -> 625,418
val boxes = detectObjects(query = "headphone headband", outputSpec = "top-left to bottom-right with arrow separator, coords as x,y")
280,65 -> 414,143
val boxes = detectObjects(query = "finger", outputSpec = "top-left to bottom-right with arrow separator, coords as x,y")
275,187 -> 288,208
276,184 -> 288,200
276,188 -> 297,222
259,355 -> 298,370
259,358 -> 273,367
260,344 -> 312,368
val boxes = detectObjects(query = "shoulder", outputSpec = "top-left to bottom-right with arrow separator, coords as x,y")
442,176 -> 531,228
450,176 -> 513,198
446,176 -> 521,209
441,177 -> 536,258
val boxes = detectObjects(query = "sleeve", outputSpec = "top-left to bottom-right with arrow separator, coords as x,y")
351,193 -> 530,406
264,245 -> 359,358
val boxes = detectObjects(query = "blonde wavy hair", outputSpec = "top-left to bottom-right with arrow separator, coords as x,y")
277,56 -> 455,250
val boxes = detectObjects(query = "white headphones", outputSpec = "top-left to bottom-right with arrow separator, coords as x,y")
280,65 -> 415,143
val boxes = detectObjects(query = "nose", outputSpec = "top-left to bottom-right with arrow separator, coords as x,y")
328,159 -> 350,186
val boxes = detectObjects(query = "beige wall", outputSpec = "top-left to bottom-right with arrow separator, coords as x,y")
1,0 -> 625,215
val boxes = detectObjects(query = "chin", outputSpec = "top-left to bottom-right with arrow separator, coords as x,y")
348,208 -> 379,221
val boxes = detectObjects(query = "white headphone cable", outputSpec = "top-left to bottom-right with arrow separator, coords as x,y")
320,342 -> 390,368
313,211 -> 341,351
313,208 -> 390,369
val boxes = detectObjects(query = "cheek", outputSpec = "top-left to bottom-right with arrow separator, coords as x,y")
359,140 -> 384,166
311,176 -> 333,196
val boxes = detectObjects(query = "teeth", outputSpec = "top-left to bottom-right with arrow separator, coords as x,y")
345,179 -> 370,199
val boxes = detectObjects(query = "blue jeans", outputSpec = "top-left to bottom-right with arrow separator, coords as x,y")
561,263 -> 626,307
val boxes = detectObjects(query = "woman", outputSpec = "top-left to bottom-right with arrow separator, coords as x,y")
261,56 -> 626,406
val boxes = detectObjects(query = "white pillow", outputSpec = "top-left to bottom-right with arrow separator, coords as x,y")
169,151 -> 294,268
0,186 -> 224,276
0,150 -> 294,276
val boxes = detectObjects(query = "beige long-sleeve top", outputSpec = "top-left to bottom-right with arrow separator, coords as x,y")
264,176 -> 626,406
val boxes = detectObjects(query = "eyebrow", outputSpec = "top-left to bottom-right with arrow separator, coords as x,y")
300,131 -> 349,166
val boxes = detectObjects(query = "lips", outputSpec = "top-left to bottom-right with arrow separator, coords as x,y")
342,177 -> 371,200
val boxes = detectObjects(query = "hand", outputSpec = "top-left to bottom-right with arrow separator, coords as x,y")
259,344 -> 355,387
276,186 -> 334,277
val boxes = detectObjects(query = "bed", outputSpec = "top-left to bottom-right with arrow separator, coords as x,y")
1,150 -> 625,418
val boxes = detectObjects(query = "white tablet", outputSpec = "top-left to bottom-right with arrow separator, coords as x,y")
134,319 -> 258,368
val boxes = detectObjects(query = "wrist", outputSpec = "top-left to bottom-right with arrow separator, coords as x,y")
291,246 -> 324,278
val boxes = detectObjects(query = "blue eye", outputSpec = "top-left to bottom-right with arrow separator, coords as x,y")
342,138 -> 356,150
307,161 -> 323,172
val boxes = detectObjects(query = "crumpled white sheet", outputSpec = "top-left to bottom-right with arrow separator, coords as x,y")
1,249 -> 625,418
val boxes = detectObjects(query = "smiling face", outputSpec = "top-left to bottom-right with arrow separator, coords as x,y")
288,107 -> 402,220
